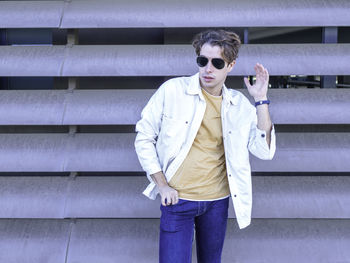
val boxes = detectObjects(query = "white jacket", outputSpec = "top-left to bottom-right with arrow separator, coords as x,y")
134,72 -> 276,229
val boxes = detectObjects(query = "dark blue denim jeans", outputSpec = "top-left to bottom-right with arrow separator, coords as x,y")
159,197 -> 229,263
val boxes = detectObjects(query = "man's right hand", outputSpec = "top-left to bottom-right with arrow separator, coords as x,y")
150,171 -> 179,206
158,185 -> 179,206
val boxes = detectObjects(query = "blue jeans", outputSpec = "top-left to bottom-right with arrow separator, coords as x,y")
159,197 -> 229,263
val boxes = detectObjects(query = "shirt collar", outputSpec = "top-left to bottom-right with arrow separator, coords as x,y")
186,72 -> 239,105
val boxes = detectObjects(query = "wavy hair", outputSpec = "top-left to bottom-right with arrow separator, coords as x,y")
192,29 -> 241,63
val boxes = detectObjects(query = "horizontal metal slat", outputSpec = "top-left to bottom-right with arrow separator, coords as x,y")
3,0 -> 349,28
0,219 -> 70,263
0,133 -> 349,172
0,1 -> 64,28
0,176 -> 68,218
1,89 -> 350,125
1,44 -> 350,76
0,90 -> 67,125
67,219 -> 350,263
1,175 -> 349,219
0,46 -> 65,76
61,0 -> 350,28
223,219 -> 350,263
1,218 -> 348,262
66,175 -> 350,219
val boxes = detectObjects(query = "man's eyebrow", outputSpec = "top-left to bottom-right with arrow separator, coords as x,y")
199,55 -> 223,59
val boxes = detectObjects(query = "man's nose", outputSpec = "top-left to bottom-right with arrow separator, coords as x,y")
205,61 -> 214,73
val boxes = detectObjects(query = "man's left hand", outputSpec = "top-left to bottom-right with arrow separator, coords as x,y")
244,63 -> 269,101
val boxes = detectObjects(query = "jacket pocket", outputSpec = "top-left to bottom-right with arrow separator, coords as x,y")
157,114 -> 189,161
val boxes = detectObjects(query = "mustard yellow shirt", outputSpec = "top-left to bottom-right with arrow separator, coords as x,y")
168,88 -> 230,200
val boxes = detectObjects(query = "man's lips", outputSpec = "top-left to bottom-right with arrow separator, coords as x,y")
203,76 -> 214,81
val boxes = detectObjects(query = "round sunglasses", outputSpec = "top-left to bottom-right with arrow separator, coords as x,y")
196,56 -> 226,70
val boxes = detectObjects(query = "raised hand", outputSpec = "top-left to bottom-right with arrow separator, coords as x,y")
244,63 -> 269,101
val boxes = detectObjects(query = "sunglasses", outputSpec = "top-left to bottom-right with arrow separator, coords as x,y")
196,56 -> 226,70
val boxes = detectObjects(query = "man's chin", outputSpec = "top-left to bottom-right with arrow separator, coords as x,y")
201,82 -> 216,90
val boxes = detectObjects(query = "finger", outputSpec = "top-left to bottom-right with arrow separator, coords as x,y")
259,63 -> 265,74
174,194 -> 179,204
174,192 -> 179,204
262,68 -> 267,81
171,195 -> 176,205
166,195 -> 171,205
161,196 -> 166,206
265,68 -> 269,79
244,77 -> 251,89
254,64 -> 259,73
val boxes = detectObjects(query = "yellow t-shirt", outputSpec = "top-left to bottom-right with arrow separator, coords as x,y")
168,88 -> 230,200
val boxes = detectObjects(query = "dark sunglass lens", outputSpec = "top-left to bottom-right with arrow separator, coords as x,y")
212,58 -> 225,69
196,56 -> 208,67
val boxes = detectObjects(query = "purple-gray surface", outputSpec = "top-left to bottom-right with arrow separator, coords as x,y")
1,45 -> 350,76
0,89 -> 349,125
1,176 -> 349,219
2,0 -> 350,28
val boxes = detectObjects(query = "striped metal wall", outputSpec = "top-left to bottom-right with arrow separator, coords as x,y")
1,0 -> 350,262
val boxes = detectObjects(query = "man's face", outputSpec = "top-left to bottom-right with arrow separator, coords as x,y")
198,43 -> 235,93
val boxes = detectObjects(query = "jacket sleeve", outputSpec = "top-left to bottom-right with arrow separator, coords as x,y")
247,106 -> 276,160
134,84 -> 165,182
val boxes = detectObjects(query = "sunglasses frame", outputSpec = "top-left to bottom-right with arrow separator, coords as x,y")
196,55 -> 227,70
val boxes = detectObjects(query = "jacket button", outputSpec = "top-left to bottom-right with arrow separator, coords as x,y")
185,121 -> 188,124
229,131 -> 232,134
229,174 -> 231,177
261,134 -> 265,138
234,194 -> 237,197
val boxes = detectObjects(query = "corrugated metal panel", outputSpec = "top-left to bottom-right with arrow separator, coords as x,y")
1,44 -> 350,76
0,219 -> 71,263
1,89 -> 349,125
0,133 -> 349,172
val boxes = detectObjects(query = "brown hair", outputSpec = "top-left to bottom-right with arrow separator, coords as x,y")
192,29 -> 241,64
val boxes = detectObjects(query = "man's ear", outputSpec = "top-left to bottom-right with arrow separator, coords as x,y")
227,60 -> 236,72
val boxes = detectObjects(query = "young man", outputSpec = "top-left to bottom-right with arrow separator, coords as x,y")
134,30 -> 276,262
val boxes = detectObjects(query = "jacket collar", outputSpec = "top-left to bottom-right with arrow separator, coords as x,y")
186,72 -> 239,105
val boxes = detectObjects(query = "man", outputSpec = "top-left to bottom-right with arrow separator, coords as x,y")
134,29 -> 276,262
